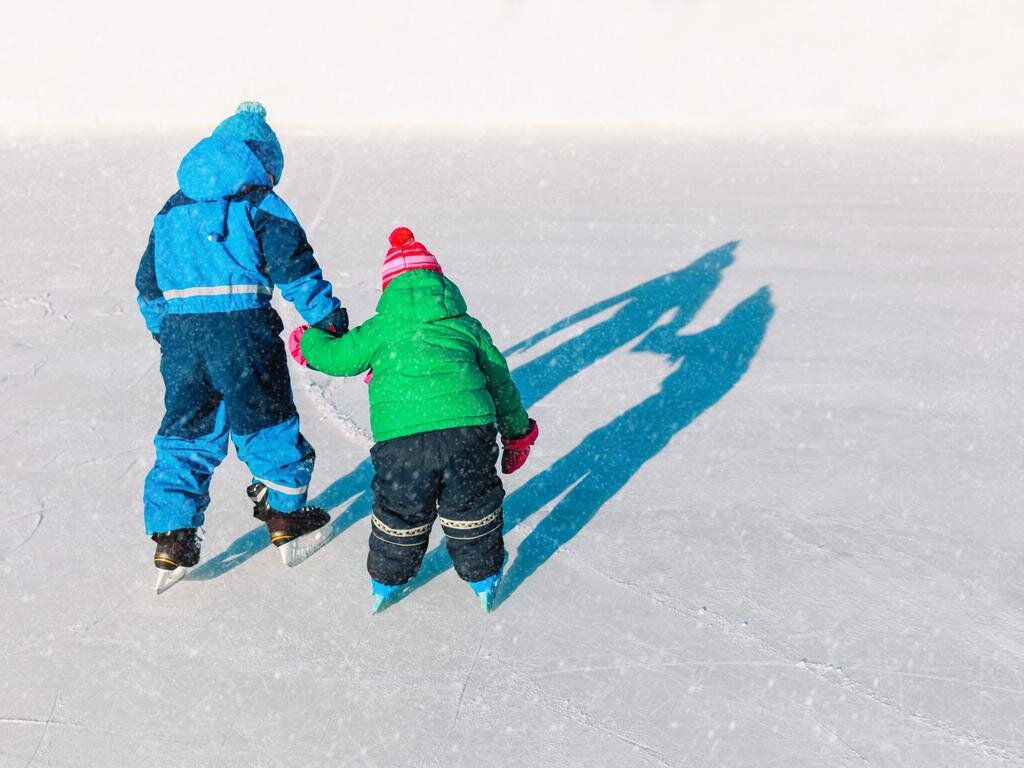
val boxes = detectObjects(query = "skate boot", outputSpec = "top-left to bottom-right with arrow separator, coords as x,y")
247,483 -> 332,567
152,527 -> 201,594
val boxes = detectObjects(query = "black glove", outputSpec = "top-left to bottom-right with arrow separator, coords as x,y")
313,307 -> 348,337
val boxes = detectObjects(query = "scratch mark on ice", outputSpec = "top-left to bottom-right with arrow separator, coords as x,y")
26,294 -> 54,317
0,714 -> 193,746
573,557 -> 1024,765
303,379 -> 373,448
534,693 -> 672,767
450,623 -> 488,730
22,693 -> 58,767
129,358 -> 158,389
0,510 -> 43,558
307,145 -> 344,237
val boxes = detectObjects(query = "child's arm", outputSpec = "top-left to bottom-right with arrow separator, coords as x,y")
299,319 -> 381,376
136,186 -> 203,338
135,227 -> 166,338
472,321 -> 530,439
251,191 -> 347,333
136,192 -> 193,338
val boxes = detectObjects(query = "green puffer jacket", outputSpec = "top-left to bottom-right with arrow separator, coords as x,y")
300,269 -> 530,443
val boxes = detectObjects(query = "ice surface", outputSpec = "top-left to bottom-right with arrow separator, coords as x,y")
0,130 -> 1022,767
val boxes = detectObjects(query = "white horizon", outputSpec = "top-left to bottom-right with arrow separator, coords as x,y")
3,0 -> 1023,132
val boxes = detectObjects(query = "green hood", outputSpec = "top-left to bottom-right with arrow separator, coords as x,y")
375,270 -> 467,322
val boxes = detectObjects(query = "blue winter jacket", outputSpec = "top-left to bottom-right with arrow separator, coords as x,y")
135,133 -> 340,334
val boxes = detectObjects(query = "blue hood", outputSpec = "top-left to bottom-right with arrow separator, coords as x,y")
175,134 -> 273,242
177,133 -> 272,201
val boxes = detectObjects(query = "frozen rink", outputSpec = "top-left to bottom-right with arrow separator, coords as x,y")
1,130 -> 1022,766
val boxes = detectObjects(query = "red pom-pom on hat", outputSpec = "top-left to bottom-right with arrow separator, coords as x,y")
389,227 -> 415,247
381,226 -> 443,290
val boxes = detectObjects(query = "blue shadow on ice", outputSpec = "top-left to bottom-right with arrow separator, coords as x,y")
393,241 -> 774,606
495,282 -> 773,603
192,241 -> 774,606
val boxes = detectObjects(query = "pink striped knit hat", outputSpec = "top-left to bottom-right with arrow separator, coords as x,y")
381,227 -> 443,290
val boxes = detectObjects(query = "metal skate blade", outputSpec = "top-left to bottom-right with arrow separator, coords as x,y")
155,566 -> 190,594
477,590 -> 495,612
278,525 -> 333,567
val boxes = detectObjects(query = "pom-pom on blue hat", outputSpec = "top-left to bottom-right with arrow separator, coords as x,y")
212,101 -> 284,184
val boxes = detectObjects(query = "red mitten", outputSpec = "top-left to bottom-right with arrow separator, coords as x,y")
288,325 -> 311,367
501,419 -> 539,474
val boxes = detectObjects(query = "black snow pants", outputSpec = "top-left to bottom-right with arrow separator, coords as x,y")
368,424 -> 505,585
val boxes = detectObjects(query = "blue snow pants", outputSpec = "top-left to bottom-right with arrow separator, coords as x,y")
143,308 -> 315,534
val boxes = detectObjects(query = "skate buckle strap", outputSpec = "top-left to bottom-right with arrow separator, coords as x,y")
253,477 -> 309,496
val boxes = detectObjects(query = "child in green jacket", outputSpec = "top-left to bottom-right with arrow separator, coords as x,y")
289,227 -> 538,611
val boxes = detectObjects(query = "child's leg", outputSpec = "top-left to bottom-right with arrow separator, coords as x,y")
436,425 -> 506,582
231,418 -> 315,512
367,432 -> 444,586
144,322 -> 229,535
205,309 -> 314,511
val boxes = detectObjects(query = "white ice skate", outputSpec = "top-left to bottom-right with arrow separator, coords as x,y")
276,524 -> 333,567
155,565 -> 190,594
152,527 -> 201,595
248,483 -> 333,567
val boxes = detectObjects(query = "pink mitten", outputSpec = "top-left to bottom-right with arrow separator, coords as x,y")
288,325 -> 311,367
501,419 -> 539,474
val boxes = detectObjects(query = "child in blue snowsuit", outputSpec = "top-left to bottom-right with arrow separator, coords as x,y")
135,102 -> 347,573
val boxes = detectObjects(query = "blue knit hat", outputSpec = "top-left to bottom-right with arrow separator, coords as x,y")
212,101 -> 284,184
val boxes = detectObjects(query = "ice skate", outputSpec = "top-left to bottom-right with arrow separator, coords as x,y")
152,527 -> 201,594
247,483 -> 332,566
371,578 -> 401,614
468,565 -> 504,612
